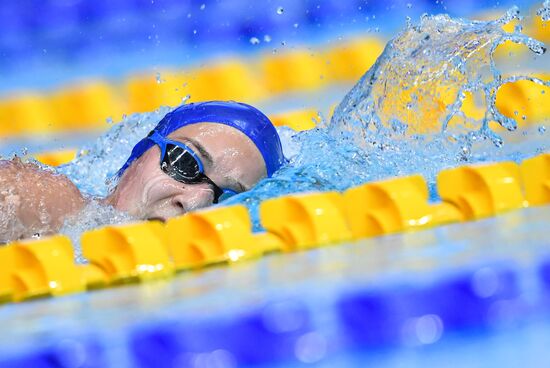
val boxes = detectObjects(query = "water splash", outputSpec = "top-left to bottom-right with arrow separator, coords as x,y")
538,0 -> 550,21
56,9 -> 549,242
57,107 -> 171,197
60,200 -> 134,263
331,8 -> 548,149
229,8 -> 550,229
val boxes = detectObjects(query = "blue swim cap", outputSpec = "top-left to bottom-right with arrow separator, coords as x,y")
118,101 -> 285,177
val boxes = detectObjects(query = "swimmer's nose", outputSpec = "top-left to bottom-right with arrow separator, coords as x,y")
172,186 -> 215,213
172,195 -> 188,215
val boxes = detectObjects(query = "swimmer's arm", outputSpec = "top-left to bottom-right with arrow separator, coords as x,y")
0,160 -> 85,243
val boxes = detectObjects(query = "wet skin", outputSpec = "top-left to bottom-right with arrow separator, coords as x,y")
0,122 -> 267,242
0,158 -> 86,243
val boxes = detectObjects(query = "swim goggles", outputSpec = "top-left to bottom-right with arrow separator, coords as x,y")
147,131 -> 237,203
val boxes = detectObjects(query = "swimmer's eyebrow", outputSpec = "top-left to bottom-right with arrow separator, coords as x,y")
180,137 -> 214,168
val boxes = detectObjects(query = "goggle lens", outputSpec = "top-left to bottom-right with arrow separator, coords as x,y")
160,142 -> 232,204
161,143 -> 201,182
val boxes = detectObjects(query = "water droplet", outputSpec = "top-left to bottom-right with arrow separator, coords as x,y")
193,29 -> 197,35
155,72 -> 163,84
264,35 -> 272,43
249,37 -> 260,45
526,39 -> 546,55
293,23 -> 299,28
281,41 -> 286,46
200,3 -> 205,10
276,6 -> 284,15
537,0 -> 550,21
538,126 -> 546,134
406,3 -> 412,8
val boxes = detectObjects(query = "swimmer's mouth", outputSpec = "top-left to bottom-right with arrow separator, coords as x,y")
147,217 -> 166,223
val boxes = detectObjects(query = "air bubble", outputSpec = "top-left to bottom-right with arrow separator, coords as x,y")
276,6 -> 284,15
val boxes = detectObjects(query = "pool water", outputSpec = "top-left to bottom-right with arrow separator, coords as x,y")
0,4 -> 549,367
1,206 -> 550,367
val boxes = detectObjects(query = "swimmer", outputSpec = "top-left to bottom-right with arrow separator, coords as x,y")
0,101 -> 285,243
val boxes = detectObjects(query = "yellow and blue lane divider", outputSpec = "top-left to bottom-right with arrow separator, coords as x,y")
1,29 -> 548,140
1,152 -> 549,304
0,36 -> 385,138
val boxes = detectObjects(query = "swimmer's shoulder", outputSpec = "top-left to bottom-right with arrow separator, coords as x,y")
0,157 -> 84,201
0,158 -> 86,241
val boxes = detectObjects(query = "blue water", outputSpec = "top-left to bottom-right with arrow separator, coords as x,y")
1,7 -> 548,367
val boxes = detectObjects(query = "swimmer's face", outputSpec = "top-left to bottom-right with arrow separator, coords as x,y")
108,123 -> 267,221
